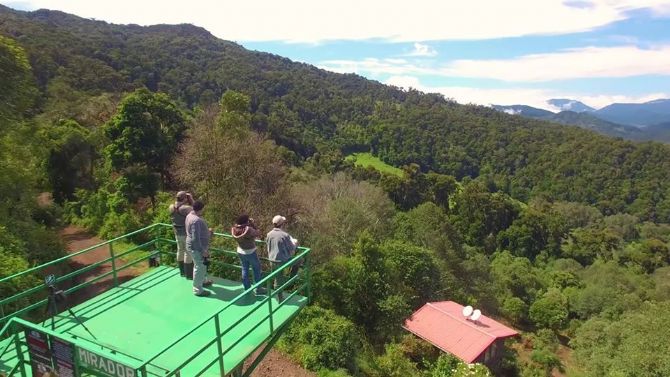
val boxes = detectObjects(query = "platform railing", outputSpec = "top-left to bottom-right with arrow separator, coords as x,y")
135,246 -> 311,377
0,223 -> 165,332
0,223 -> 311,377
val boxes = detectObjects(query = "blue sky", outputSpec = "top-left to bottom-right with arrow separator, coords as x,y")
4,0 -> 670,110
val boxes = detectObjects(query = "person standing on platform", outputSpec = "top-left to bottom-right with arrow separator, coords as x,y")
231,214 -> 264,294
265,215 -> 296,300
169,191 -> 193,278
185,200 -> 213,297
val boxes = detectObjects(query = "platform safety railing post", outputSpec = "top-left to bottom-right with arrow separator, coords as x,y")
266,279 -> 274,334
109,242 -> 118,287
214,315 -> 225,374
305,253 -> 311,304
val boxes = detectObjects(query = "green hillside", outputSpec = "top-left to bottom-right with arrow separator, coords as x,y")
0,8 -> 670,221
2,5 -> 670,377
2,5 -> 670,220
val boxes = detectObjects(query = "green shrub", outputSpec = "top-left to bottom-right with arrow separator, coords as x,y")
529,288 -> 568,330
278,306 -> 361,372
371,343 -> 421,377
430,354 -> 491,377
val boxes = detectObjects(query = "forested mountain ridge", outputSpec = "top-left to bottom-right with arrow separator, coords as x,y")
3,5 -> 670,222
3,5 -> 670,377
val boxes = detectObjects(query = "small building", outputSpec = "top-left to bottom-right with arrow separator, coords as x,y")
403,301 -> 518,370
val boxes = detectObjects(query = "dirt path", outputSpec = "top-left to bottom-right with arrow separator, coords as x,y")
58,226 -> 139,305
247,348 -> 316,377
59,225 -> 313,377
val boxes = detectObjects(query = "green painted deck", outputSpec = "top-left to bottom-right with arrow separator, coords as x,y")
1,266 -> 307,376
0,334 -> 27,374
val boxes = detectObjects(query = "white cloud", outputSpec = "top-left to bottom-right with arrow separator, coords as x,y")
322,45 -> 670,82
405,43 -> 437,57
10,0 -> 670,42
503,108 -> 523,115
442,45 -> 670,81
385,75 -> 423,89
384,75 -> 669,110
318,58 -> 433,76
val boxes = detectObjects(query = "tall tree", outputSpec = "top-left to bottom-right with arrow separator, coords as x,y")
104,88 -> 186,192
174,90 -> 288,226
42,119 -> 93,203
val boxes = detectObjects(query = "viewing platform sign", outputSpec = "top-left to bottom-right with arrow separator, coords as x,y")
25,329 -> 53,376
24,328 -> 135,377
51,337 -> 76,377
77,347 -> 136,377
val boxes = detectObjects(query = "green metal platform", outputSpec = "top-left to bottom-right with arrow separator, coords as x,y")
0,223 -> 311,377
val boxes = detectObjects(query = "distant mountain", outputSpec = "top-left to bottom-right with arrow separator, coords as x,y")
491,104 -> 640,139
493,100 -> 670,142
491,105 -> 554,118
549,111 -> 642,139
594,99 -> 670,127
548,98 -> 595,112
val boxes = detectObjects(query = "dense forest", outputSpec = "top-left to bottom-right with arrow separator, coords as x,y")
1,5 -> 670,377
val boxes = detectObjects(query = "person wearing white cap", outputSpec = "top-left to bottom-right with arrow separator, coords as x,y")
168,191 -> 193,278
265,215 -> 297,301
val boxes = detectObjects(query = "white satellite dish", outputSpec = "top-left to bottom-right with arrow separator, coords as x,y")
470,309 -> 482,322
462,305 -> 474,317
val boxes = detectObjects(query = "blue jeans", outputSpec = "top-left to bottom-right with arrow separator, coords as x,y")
191,250 -> 207,294
238,252 -> 262,291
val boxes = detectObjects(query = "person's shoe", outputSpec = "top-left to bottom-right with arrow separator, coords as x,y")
184,263 -> 194,280
178,261 -> 185,277
203,280 -> 213,287
194,290 -> 211,297
255,287 -> 267,295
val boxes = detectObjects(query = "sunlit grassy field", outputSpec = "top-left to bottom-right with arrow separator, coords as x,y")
345,153 -> 404,177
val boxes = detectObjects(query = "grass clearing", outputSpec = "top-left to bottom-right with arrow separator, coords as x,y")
345,153 -> 404,177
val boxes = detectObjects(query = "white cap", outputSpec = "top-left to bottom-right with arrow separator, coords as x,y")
272,215 -> 286,226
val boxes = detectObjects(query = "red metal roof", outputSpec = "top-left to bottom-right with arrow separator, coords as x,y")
403,301 -> 518,363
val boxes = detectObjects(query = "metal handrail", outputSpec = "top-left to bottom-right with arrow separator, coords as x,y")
0,223 -> 163,284
137,246 -> 311,372
0,223 -> 312,376
0,225 -> 166,327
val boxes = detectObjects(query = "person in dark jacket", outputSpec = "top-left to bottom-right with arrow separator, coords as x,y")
232,214 -> 264,294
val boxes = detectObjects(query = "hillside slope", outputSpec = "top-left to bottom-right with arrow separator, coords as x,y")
3,5 -> 670,220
